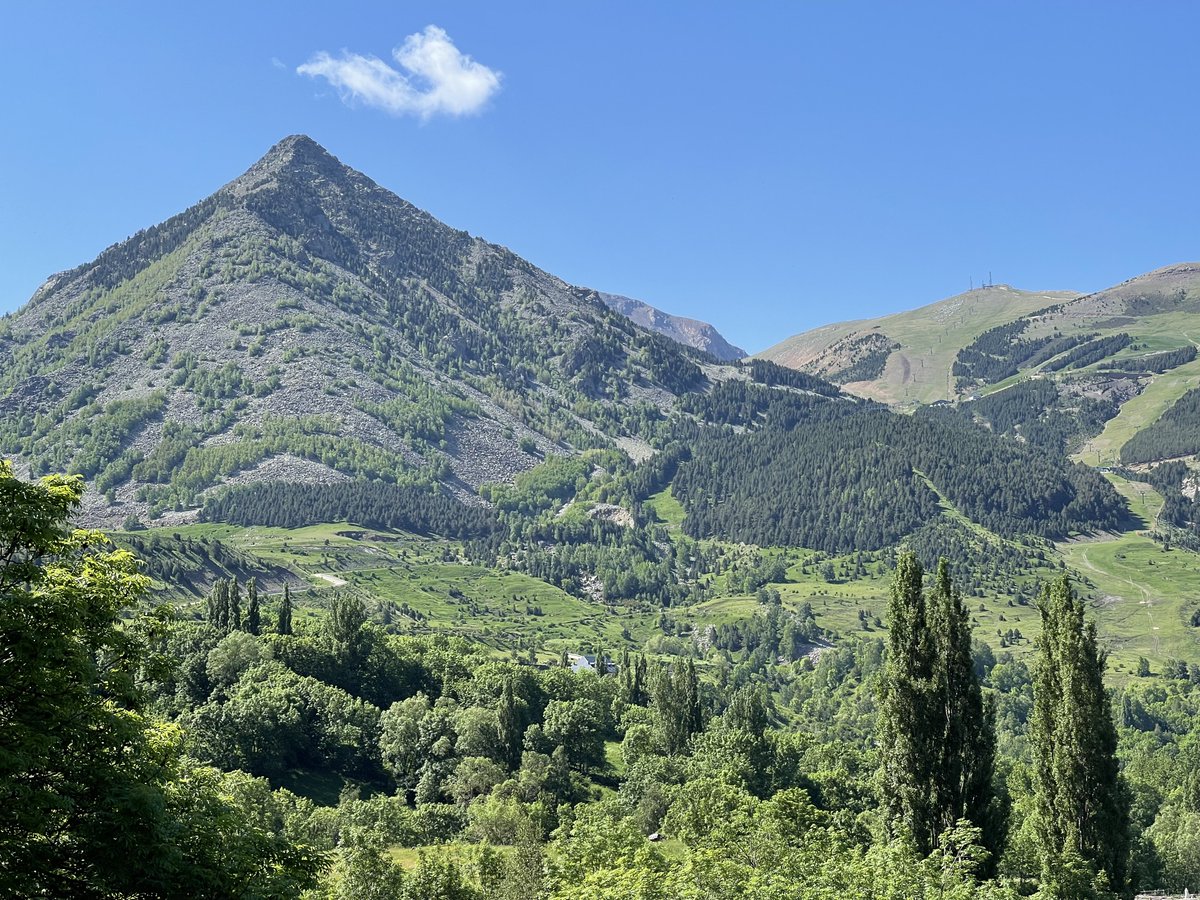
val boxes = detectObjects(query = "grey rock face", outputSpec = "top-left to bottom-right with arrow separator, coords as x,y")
0,135 -> 720,527
598,293 -> 746,361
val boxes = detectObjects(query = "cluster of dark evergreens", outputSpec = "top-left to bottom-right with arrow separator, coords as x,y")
672,400 -> 1123,551
901,517 -> 1054,598
201,480 -> 500,540
933,380 -> 1119,454
746,357 -> 843,396
1120,386 -> 1200,464
1126,461 -> 1200,542
120,530 -> 282,594
709,590 -> 825,662
622,440 -> 690,500
1040,333 -> 1132,372
824,332 -> 900,384
952,313 -> 1086,384
1109,344 -> 1197,374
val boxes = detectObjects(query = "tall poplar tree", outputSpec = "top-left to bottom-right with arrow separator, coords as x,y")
244,577 -> 260,636
208,579 -> 230,632
652,658 -> 704,755
496,680 -> 525,768
878,551 -> 938,853
1030,575 -> 1130,891
205,580 -> 219,627
878,553 -> 998,858
277,583 -> 293,635
228,579 -> 242,631
927,560 -> 1000,859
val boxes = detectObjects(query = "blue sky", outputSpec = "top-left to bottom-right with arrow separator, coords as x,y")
3,2 -> 1198,353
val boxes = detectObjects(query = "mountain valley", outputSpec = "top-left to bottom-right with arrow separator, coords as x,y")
7,134 -> 1200,899
2,135 -> 1199,679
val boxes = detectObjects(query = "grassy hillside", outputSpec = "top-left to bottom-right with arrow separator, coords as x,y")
1057,474 -> 1200,674
757,285 -> 1075,405
122,467 -> 1200,677
1077,355 -> 1200,465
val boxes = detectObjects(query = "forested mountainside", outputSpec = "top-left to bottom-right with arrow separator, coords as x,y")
760,264 -> 1200,565
0,135 -> 1121,564
0,135 -> 711,527
5,135 -> 1200,898
598,292 -> 746,361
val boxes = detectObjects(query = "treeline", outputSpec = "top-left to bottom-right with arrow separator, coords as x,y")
1120,386 -> 1200,463
939,379 -> 1118,454
623,440 -> 690,500
746,358 -> 842,396
709,591 -> 825,663
1110,344 -> 1197,374
1129,461 -> 1200,540
501,518 -> 693,606
201,480 -> 500,540
1040,332 -> 1132,372
952,313 -> 1088,384
679,379 -> 830,428
672,401 -> 1123,552
825,332 -> 899,384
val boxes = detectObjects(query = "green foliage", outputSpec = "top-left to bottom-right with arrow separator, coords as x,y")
1040,333 -> 1132,372
0,460 -> 321,895
673,399 -> 1122,552
651,658 -> 703,756
1109,344 -> 1197,374
1030,575 -> 1131,891
203,479 -> 499,540
877,554 -> 999,857
482,454 -> 593,515
1120,385 -> 1200,463
953,314 -> 1089,385
822,332 -> 900,384
936,379 -> 1118,455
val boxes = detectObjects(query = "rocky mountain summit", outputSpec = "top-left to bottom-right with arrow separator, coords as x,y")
598,293 -> 745,361
0,135 -> 720,526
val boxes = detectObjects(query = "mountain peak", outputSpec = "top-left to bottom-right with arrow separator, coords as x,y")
598,292 -> 746,361
226,134 -> 351,198
258,134 -> 335,169
0,134 -> 720,529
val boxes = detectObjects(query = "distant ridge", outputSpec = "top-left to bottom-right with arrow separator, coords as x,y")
598,292 -> 745,361
757,285 -> 1078,404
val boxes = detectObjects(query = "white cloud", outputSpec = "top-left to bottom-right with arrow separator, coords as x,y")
297,26 -> 501,120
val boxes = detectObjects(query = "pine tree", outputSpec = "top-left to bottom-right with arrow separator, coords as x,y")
245,577 -> 260,635
877,551 -> 939,853
1030,575 -> 1130,891
927,559 -> 1000,860
277,583 -> 293,635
